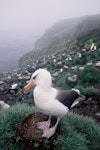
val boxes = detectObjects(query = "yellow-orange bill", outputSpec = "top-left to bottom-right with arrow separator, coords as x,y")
23,80 -> 35,92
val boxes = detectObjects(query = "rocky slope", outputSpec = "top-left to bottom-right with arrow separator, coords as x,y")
19,14 -> 100,68
0,15 -> 100,123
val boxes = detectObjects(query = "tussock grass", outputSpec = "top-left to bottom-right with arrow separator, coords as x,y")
0,103 -> 100,150
0,103 -> 37,150
55,112 -> 100,150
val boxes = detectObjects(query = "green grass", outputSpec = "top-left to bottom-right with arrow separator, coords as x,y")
0,103 -> 100,150
0,105 -> 3,111
55,113 -> 100,150
0,103 -> 37,150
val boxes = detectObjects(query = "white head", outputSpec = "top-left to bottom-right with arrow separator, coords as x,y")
31,68 -> 52,87
23,69 -> 52,92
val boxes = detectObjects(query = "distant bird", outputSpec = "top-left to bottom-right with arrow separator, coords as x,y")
10,83 -> 18,90
23,68 -> 83,138
9,83 -> 18,94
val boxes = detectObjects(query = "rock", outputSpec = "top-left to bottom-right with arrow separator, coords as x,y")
0,81 -> 4,85
71,66 -> 77,70
82,48 -> 86,52
77,52 -> 82,58
79,66 -> 84,70
53,72 -> 59,77
96,61 -> 100,67
87,62 -> 92,65
68,75 -> 78,82
0,101 -> 10,109
95,112 -> 100,116
22,98 -> 35,105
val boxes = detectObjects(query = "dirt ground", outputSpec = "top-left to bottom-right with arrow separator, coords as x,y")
71,82 -> 100,123
71,93 -> 100,123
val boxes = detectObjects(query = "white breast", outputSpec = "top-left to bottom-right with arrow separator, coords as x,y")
33,86 -> 68,117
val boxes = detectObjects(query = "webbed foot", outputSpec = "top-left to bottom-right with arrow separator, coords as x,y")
37,119 -> 51,130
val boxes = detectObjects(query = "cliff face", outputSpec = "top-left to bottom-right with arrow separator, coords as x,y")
35,14 -> 100,51
16,15 -> 100,119
19,14 -> 100,68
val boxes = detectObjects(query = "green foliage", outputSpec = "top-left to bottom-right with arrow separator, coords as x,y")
84,39 -> 93,49
77,29 -> 100,49
0,105 -> 3,111
0,103 -> 37,150
85,87 -> 98,96
19,15 -> 100,68
74,85 -> 97,96
78,65 -> 100,84
54,72 -> 68,88
69,40 -> 79,50
1,15 -> 100,149
0,104 -> 100,150
93,48 -> 100,60
55,112 -> 100,150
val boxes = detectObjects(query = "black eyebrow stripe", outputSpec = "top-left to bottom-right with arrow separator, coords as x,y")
32,74 -> 38,79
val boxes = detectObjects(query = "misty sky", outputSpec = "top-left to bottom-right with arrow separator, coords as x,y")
0,0 -> 100,72
0,0 -> 100,37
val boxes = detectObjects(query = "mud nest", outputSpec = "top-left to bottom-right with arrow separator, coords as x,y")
14,112 -> 60,150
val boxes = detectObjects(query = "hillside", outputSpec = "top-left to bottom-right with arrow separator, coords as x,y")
35,14 -> 100,51
0,14 -> 100,150
17,14 -> 100,95
19,14 -> 100,68
0,14 -> 100,119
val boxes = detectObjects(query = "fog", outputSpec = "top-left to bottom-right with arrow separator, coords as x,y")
0,0 -> 100,72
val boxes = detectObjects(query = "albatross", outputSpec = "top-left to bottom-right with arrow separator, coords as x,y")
23,68 -> 82,138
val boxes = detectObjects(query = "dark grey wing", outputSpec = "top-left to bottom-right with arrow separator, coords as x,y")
56,90 -> 79,108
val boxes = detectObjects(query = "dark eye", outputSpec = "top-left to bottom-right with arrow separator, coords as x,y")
33,74 -> 38,79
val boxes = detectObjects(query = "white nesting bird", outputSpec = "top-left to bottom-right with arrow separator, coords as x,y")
23,68 -> 81,138
10,83 -> 18,90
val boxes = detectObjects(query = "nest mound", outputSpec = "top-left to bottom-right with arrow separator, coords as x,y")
14,112 -> 60,150
71,93 -> 100,123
